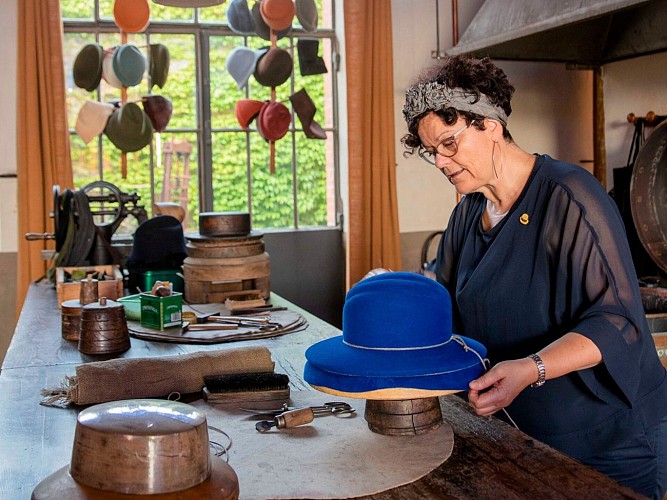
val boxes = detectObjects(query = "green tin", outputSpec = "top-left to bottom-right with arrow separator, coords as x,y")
140,292 -> 183,330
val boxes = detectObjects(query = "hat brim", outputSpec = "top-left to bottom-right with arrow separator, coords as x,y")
32,453 -> 239,499
304,334 -> 487,395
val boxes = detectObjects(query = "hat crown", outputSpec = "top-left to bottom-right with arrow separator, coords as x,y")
254,47 -> 293,87
120,102 -> 148,132
227,0 -> 255,34
73,44 -> 104,92
149,43 -> 170,89
226,46 -> 263,89
258,101 -> 291,141
342,272 -> 453,350
113,44 -> 146,87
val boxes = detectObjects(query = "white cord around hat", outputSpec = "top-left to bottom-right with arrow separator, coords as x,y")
453,335 -> 519,430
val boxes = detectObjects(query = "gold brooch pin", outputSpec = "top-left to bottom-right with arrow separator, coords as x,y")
519,213 -> 529,225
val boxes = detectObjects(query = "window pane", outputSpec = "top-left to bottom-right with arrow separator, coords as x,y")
154,132 -> 200,232
296,134 -> 330,227
70,133 -> 100,183
211,132 -> 250,213
197,4 -> 227,23
64,33 -> 98,130
91,136 -> 153,236
317,0 -> 333,30
251,135 -> 294,228
61,0 -> 94,20
210,36 -> 246,130
149,34 -> 197,129
100,0 -> 195,23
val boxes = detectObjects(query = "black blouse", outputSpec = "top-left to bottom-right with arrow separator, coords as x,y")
435,154 -> 667,459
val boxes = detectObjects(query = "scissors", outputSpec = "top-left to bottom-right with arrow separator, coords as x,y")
241,401 -> 355,417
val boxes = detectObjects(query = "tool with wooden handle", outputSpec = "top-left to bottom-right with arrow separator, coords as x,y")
255,407 -> 314,433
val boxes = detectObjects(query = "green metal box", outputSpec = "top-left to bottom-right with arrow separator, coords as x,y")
140,292 -> 183,330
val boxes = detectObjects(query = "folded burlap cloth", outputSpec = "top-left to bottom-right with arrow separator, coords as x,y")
40,347 -> 275,407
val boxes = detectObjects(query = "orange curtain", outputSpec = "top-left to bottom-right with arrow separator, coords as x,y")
16,0 -> 73,316
343,0 -> 402,288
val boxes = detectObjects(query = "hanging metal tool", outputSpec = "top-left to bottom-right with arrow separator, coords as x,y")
431,0 -> 445,59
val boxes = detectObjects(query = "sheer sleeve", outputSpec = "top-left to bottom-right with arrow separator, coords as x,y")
543,170 -> 648,407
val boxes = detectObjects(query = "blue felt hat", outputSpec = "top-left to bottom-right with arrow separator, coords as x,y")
304,272 -> 487,399
112,44 -> 146,87
227,0 -> 255,35
226,46 -> 265,90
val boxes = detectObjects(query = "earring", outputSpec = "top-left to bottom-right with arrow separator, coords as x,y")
491,141 -> 500,179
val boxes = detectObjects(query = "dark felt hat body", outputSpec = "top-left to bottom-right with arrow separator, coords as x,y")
104,102 -> 153,153
254,47 -> 293,88
73,44 -> 104,92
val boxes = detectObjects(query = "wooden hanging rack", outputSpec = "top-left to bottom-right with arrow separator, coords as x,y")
627,111 -> 666,127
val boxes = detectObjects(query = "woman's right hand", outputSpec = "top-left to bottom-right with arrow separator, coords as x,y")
468,358 -> 537,416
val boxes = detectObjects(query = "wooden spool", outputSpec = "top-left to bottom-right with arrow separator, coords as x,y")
364,397 -> 443,436
61,299 -> 83,341
185,230 -> 266,259
183,231 -> 270,304
78,297 -> 130,355
199,211 -> 251,237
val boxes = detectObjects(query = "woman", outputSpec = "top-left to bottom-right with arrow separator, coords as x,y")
402,55 -> 667,499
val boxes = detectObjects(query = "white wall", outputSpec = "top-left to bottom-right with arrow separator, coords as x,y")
603,53 -> 667,182
0,0 -> 17,252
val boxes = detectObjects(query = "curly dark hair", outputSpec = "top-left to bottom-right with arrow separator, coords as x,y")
401,56 -> 515,157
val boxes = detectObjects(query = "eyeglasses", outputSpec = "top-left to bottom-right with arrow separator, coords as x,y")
418,123 -> 472,164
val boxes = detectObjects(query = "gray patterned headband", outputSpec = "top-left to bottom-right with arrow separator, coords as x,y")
403,81 -> 508,127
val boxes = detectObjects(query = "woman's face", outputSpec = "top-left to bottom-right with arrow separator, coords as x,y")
417,112 -> 494,194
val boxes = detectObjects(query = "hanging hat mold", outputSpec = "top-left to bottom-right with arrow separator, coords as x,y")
290,88 -> 326,139
260,0 -> 296,31
257,101 -> 291,142
112,44 -> 146,88
73,43 -> 104,92
113,0 -> 151,33
254,46 -> 293,88
226,46 -> 265,89
295,0 -> 318,32
104,102 -> 154,153
227,0 -> 256,35
102,47 -> 124,89
252,0 -> 291,41
297,38 -> 327,76
75,101 -> 116,144
149,43 -> 170,90
235,99 -> 265,130
304,272 -> 488,399
142,95 -> 173,133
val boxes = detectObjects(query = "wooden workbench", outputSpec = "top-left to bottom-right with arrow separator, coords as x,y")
0,283 -> 643,499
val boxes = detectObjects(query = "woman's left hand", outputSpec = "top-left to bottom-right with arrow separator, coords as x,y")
468,358 -> 537,416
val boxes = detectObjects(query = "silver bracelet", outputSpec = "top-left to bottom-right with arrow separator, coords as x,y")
528,353 -> 546,387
